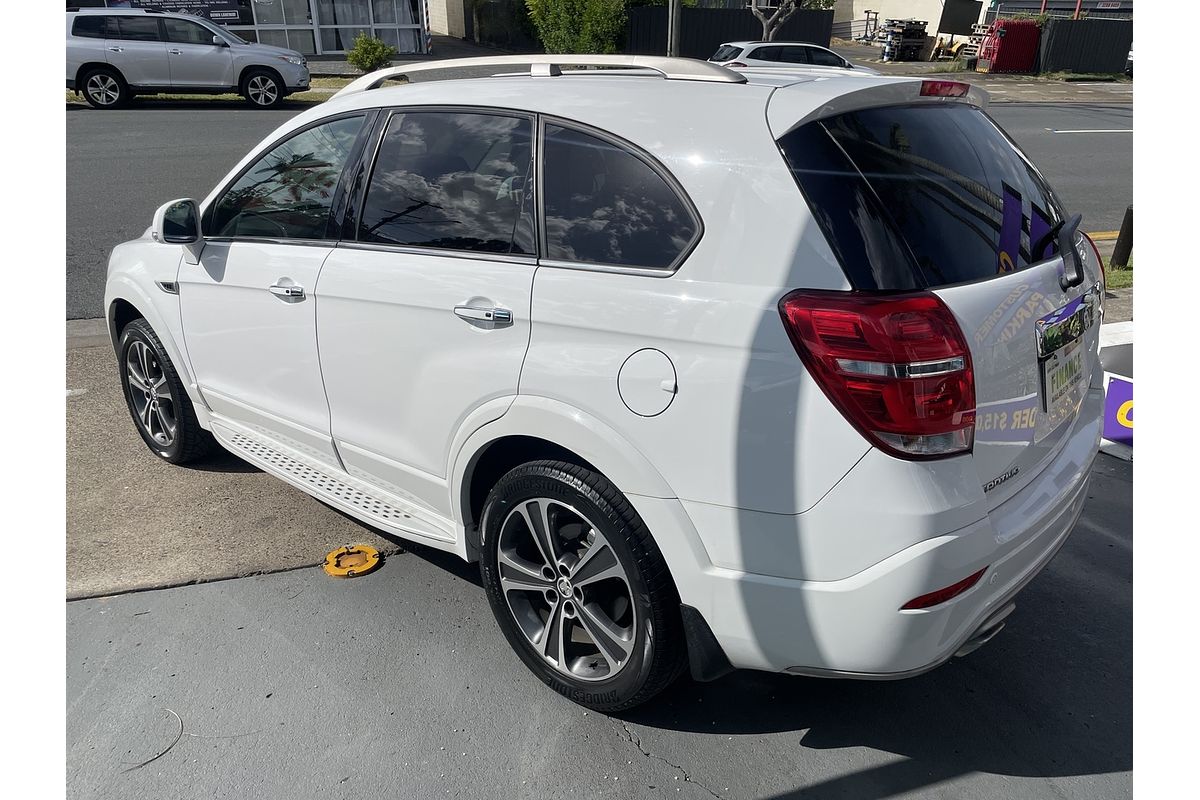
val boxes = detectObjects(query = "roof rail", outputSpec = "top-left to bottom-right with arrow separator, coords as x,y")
330,55 -> 746,100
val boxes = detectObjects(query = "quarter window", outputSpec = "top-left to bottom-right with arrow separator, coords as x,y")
112,17 -> 162,42
359,111 -> 536,254
541,124 -> 697,270
164,19 -> 216,45
209,115 -> 366,239
72,16 -> 110,39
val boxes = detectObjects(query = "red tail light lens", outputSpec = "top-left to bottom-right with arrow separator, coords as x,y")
901,567 -> 988,610
920,80 -> 970,97
778,290 -> 976,459
728,61 -> 749,67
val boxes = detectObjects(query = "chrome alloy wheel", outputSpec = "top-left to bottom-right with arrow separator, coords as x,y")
86,73 -> 120,106
125,340 -> 176,447
246,75 -> 279,106
496,498 -> 637,682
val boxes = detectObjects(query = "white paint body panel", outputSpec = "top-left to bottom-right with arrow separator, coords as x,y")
103,65 -> 1102,679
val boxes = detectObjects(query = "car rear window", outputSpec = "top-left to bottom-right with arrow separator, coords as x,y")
778,103 -> 1066,290
711,45 -> 743,61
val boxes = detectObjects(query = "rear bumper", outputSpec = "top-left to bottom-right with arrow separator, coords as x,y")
641,387 -> 1101,677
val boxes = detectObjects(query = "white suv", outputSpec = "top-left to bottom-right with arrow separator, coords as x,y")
103,56 -> 1104,710
66,8 -> 309,108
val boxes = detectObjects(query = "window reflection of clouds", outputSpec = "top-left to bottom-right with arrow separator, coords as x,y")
360,112 -> 534,254
543,125 -> 696,270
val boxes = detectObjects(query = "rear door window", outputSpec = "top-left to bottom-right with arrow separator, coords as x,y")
112,17 -> 163,42
779,47 -> 809,64
711,45 -> 743,61
72,16 -> 110,39
778,103 -> 1065,290
752,46 -> 782,62
358,111 -> 536,254
541,123 -> 698,270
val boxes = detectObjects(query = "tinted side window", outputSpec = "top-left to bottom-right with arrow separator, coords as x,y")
113,17 -> 162,42
210,115 -> 366,239
753,46 -> 782,61
359,111 -> 535,254
164,19 -> 215,45
808,48 -> 846,67
72,16 -> 110,39
711,45 -> 743,61
780,47 -> 809,64
542,124 -> 697,270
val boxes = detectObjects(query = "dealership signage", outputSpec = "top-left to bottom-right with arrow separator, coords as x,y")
110,1 -> 243,22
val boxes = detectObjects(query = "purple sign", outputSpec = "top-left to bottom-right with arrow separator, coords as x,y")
1102,376 -> 1133,447
997,183 -> 1023,274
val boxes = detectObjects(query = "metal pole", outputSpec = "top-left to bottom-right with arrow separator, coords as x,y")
1111,205 -> 1133,269
1073,0 -> 1083,19
1039,0 -> 1048,13
667,0 -> 681,57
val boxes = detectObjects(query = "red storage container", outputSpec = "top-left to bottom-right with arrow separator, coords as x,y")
977,19 -> 1041,73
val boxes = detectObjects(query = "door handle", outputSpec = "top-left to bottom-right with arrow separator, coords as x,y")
168,48 -> 182,55
269,283 -> 305,299
107,46 -> 124,53
454,305 -> 512,326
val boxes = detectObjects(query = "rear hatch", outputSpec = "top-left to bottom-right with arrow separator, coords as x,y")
775,93 -> 1102,509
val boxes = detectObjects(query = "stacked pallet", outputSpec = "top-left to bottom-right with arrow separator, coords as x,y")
880,18 -> 928,62
958,22 -> 991,60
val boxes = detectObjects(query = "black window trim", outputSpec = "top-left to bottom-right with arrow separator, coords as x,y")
201,109 -> 377,245
346,104 -> 541,262
536,114 -> 704,277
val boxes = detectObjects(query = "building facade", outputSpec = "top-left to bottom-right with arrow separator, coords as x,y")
68,0 -> 432,55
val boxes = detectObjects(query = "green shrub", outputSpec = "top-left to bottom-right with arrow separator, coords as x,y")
526,0 -> 627,54
346,33 -> 398,74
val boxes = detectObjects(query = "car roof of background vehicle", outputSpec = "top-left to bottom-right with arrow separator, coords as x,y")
67,7 -> 187,15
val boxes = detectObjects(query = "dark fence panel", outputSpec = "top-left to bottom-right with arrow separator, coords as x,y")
626,8 -> 833,59
472,0 -> 542,53
1037,17 -> 1133,73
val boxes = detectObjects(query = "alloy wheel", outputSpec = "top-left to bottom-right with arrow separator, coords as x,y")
86,74 -> 120,106
496,498 -> 637,682
125,340 -> 176,447
246,75 -> 279,106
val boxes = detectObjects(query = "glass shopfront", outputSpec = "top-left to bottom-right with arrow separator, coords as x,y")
70,1 -> 429,55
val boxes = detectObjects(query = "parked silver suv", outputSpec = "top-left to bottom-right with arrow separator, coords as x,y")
66,8 -> 310,108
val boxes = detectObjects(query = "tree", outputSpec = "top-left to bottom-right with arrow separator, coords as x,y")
526,0 -> 628,54
749,0 -> 836,43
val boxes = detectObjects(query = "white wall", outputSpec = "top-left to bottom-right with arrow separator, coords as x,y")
427,0 -> 466,38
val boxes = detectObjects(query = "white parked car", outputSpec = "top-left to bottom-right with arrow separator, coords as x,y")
710,40 -> 881,74
104,55 -> 1104,710
66,7 -> 309,108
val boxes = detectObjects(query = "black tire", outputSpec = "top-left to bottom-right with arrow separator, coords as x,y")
479,460 -> 686,711
118,318 -> 217,464
241,69 -> 284,108
80,67 -> 128,109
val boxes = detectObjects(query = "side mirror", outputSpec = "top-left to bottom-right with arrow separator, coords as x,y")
152,198 -> 205,265
153,198 -> 200,244
213,35 -> 228,47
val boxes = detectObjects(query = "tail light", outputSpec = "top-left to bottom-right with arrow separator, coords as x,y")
1081,231 -> 1105,290
901,567 -> 988,610
728,61 -> 749,68
778,290 -> 975,459
920,80 -> 970,97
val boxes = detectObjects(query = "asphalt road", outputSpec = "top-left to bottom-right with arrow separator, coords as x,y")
65,101 -> 1133,319
65,455 -> 1131,800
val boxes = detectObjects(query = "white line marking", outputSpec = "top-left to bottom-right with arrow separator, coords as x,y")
1045,128 -> 1133,134
1100,321 -> 1133,349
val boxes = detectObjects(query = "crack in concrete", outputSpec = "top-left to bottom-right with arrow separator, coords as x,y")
616,719 -> 723,799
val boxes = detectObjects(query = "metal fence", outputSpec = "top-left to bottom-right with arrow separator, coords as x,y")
1035,16 -> 1133,73
625,7 -> 834,58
